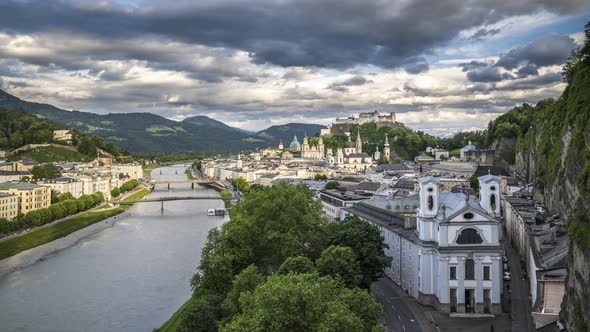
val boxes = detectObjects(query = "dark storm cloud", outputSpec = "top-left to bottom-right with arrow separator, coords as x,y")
515,64 -> 539,78
459,61 -> 490,72
327,75 -> 372,90
466,67 -> 506,82
403,58 -> 430,74
468,28 -> 501,41
0,0 -> 588,69
495,34 -> 577,69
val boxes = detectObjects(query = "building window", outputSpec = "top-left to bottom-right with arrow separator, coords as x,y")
483,266 -> 490,280
427,195 -> 434,210
465,259 -> 474,280
450,266 -> 457,280
456,228 -> 484,244
490,194 -> 497,211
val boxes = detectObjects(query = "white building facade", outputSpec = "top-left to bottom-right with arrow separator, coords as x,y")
345,175 -> 504,315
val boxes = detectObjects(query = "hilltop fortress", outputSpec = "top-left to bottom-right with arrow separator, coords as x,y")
320,110 -> 403,136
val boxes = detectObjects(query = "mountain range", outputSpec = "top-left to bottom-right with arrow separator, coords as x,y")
0,89 -> 323,153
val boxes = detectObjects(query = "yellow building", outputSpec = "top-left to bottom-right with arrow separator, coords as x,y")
53,128 -> 73,143
0,182 -> 51,215
0,192 -> 18,220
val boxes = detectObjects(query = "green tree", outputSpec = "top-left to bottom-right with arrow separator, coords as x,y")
231,177 -> 249,193
63,200 -> 78,215
94,191 -> 105,203
58,192 -> 75,202
49,203 -> 66,220
221,264 -> 265,321
314,174 -> 328,181
31,164 -> 61,180
316,245 -> 362,288
25,210 -> 43,225
277,256 -> 316,275
39,208 -> 53,223
221,273 -> 382,332
80,195 -> 95,209
111,187 -> 121,198
469,176 -> 480,193
178,293 -> 224,332
325,181 -> 340,190
332,216 -> 391,288
77,137 -> 97,157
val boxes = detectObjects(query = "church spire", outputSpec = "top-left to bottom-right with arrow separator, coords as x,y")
355,129 -> 362,153
384,134 -> 390,147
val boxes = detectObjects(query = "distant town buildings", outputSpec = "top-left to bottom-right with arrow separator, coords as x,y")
0,182 -> 51,215
0,192 -> 18,220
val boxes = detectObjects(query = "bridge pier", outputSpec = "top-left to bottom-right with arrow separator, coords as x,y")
191,182 -> 195,190
168,183 -> 171,190
161,201 -> 164,215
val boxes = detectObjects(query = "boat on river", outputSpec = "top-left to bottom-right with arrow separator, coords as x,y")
207,208 -> 226,216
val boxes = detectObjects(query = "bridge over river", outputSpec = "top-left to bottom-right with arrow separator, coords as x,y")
150,179 -> 225,191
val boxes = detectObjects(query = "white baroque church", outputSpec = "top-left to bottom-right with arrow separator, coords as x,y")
286,131 -> 393,170
343,175 -> 503,315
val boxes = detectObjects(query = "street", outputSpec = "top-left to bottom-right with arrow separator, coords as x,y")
371,277 -> 425,332
504,241 -> 535,331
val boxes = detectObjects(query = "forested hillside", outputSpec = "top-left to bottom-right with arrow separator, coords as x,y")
0,108 -> 122,161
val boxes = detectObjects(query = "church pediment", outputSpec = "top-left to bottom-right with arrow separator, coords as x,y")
446,206 -> 496,223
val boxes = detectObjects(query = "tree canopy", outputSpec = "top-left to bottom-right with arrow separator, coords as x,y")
221,273 -> 382,332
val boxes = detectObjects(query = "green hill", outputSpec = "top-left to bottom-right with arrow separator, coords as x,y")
0,89 -> 325,153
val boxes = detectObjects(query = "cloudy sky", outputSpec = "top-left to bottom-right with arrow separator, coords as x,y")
0,0 -> 589,135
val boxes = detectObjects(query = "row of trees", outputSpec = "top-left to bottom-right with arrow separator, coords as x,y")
110,179 -> 139,198
23,192 -> 104,226
175,182 -> 390,331
0,192 -> 105,234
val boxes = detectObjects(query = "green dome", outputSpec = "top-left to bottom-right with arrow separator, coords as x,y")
289,135 -> 301,149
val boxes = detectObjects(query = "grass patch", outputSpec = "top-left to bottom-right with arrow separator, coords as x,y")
185,169 -> 195,180
8,146 -> 91,163
156,299 -> 191,332
122,189 -> 151,203
449,148 -> 460,157
0,207 -> 126,260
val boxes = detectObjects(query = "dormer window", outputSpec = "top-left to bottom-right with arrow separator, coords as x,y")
490,186 -> 496,191
427,187 -> 434,192
427,196 -> 434,210
463,212 -> 474,220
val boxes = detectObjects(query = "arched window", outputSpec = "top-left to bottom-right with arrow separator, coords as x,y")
427,195 -> 434,210
456,228 -> 483,244
465,258 -> 474,280
490,194 -> 496,211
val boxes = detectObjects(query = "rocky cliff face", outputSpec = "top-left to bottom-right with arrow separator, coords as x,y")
510,52 -> 590,330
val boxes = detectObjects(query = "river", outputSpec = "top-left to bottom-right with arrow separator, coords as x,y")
0,165 -> 226,332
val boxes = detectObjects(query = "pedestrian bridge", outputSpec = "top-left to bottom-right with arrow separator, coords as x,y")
113,195 -> 231,204
151,179 -> 225,191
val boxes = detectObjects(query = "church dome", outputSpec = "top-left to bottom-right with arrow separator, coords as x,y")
289,135 -> 301,149
345,140 -> 355,148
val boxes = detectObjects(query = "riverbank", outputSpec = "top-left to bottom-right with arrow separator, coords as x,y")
0,188 -> 151,277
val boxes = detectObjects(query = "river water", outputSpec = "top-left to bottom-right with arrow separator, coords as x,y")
0,165 -> 225,332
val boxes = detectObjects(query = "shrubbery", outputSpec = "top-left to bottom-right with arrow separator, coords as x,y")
0,191 -> 105,234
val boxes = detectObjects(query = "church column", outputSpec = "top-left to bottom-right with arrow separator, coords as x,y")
457,257 -> 465,313
438,257 -> 449,312
475,256 -> 484,313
